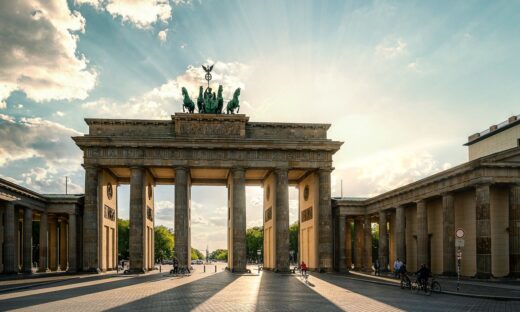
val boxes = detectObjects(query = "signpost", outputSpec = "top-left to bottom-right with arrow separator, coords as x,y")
455,229 -> 464,292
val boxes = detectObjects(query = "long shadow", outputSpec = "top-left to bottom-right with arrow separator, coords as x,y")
108,272 -> 240,311
0,273 -> 179,310
255,271 -> 342,312
311,273 -> 516,311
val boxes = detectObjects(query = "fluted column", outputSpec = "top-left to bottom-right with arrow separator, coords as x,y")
476,184 -> 491,277
338,215 -> 347,272
232,167 -> 247,272
510,184 -> 520,276
318,168 -> 333,270
59,218 -> 68,271
38,212 -> 49,272
68,213 -> 77,272
364,215 -> 372,270
442,193 -> 455,275
3,201 -> 17,273
416,200 -> 428,267
345,218 -> 353,270
129,167 -> 146,273
48,217 -> 58,270
83,165 -> 100,272
378,210 -> 388,271
354,217 -> 364,269
174,167 -> 190,269
395,205 -> 406,263
22,207 -> 33,273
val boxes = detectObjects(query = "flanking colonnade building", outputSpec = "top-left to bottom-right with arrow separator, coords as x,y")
0,113 -> 519,278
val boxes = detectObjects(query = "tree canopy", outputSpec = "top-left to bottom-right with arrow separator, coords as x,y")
246,226 -> 263,261
209,249 -> 228,261
155,225 -> 174,262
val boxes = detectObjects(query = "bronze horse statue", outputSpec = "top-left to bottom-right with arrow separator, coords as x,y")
226,88 -> 241,114
181,87 -> 195,113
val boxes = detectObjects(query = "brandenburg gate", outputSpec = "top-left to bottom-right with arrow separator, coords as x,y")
73,113 -> 343,273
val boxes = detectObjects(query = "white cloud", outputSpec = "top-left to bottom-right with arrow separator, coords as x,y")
158,29 -> 168,42
77,0 -> 173,29
54,111 -> 65,117
82,60 -> 249,119
375,39 -> 407,59
0,1 -> 97,104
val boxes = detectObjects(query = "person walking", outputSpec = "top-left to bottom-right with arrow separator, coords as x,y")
374,259 -> 381,276
393,258 -> 401,278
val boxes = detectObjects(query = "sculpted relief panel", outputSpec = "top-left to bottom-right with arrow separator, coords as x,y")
85,147 -> 332,164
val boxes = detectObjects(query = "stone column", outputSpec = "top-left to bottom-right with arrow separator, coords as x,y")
3,201 -> 17,273
274,168 -> 289,272
129,166 -> 146,273
338,215 -> 347,272
48,217 -> 58,270
510,184 -> 520,276
68,213 -> 77,272
378,210 -> 388,271
364,215 -> 372,271
38,212 -> 49,272
174,167 -> 190,268
232,168 -> 247,272
354,217 -> 364,269
476,184 -> 491,278
442,193 -> 455,275
318,168 -> 333,271
83,165 -> 100,272
345,218 -> 353,270
395,205 -> 406,263
416,200 -> 428,268
59,218 -> 68,271
22,207 -> 33,273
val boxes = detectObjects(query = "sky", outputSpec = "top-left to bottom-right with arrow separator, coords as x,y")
1,0 -> 519,251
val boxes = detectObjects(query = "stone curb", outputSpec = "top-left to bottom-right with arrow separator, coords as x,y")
338,275 -> 520,301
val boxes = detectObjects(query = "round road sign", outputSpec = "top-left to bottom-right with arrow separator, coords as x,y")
456,229 -> 464,238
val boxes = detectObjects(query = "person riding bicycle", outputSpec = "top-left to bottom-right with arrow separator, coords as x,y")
416,264 -> 431,289
300,261 -> 308,277
173,257 -> 179,274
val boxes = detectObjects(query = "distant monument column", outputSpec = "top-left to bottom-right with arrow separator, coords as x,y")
275,168 -> 289,272
395,205 -> 406,263
337,215 -> 347,272
83,165 -> 100,272
230,167 -> 247,272
442,193 -> 455,275
378,210 -> 388,271
416,200 -> 428,268
3,201 -> 17,273
318,168 -> 333,271
129,166 -> 146,273
510,184 -> 520,276
476,184 -> 492,278
39,212 -> 49,272
175,167 -> 190,269
22,207 -> 33,273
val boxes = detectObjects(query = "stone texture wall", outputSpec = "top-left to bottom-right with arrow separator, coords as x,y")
299,173 -> 319,269
100,170 -> 117,271
491,186 -> 509,277
405,207 -> 417,271
427,198 -> 443,274
263,173 -> 275,269
454,190 -> 477,276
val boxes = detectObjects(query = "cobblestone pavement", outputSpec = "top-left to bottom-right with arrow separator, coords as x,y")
0,266 -> 518,311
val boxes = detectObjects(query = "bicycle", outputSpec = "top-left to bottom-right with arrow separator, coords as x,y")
400,273 -> 411,290
301,269 -> 309,284
411,276 -> 441,295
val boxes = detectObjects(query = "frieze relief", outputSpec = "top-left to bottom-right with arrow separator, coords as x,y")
85,147 -> 332,162
177,121 -> 242,137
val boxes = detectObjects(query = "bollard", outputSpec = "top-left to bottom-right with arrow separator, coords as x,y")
215,265 -> 217,272
204,265 -> 206,273
160,265 -> 162,273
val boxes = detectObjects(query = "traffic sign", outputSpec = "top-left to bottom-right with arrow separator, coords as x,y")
456,229 -> 464,238
455,238 -> 464,247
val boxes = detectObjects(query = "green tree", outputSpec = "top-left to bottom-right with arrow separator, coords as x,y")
289,222 -> 299,263
191,248 -> 205,260
209,249 -> 228,261
118,219 -> 129,260
246,226 -> 263,262
155,225 -> 174,262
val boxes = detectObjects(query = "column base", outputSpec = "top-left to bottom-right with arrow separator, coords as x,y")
126,268 -> 146,274
442,271 -> 457,277
83,267 -> 102,274
22,269 -> 33,274
475,272 -> 492,279
38,268 -> 51,273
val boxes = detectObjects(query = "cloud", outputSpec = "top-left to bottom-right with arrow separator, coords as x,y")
375,39 -> 407,59
0,1 -> 97,104
77,0 -> 173,29
0,114 -> 83,193
82,60 -> 249,119
158,29 -> 168,42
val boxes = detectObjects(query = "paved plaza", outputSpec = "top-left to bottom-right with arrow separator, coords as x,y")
0,266 -> 518,311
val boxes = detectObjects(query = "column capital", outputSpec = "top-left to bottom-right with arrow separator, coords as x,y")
230,167 -> 245,173
415,199 -> 426,205
82,164 -> 98,170
318,167 -> 333,173
175,166 -> 188,171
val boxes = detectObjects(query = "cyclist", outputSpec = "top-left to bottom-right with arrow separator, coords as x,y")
172,257 -> 179,274
416,264 -> 431,290
300,261 -> 308,277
